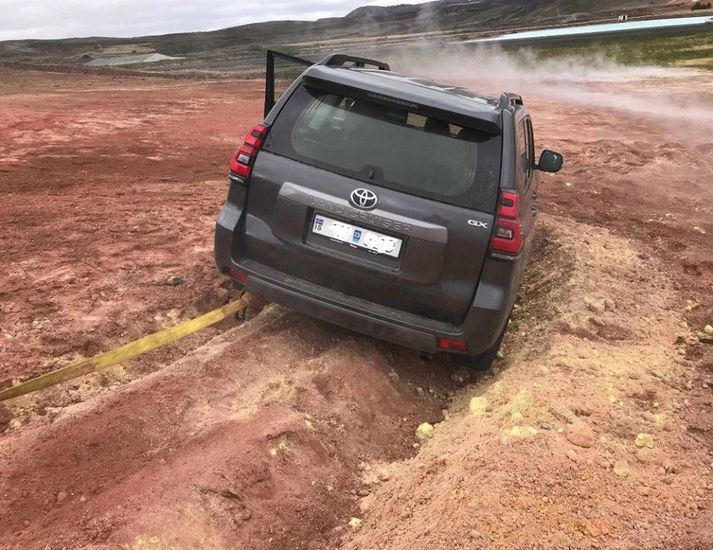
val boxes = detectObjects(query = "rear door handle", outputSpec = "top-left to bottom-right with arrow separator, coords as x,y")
532,192 -> 538,200
531,207 -> 538,217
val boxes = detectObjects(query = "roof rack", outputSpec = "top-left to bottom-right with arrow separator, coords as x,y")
318,53 -> 390,71
498,92 -> 523,110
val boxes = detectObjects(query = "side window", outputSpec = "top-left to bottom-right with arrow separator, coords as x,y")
526,118 -> 535,182
519,118 -> 534,189
516,120 -> 528,190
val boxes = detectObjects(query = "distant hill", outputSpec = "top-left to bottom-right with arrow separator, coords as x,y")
0,0 -> 692,70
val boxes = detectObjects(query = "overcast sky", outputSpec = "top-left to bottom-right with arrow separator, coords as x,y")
0,0 -> 431,41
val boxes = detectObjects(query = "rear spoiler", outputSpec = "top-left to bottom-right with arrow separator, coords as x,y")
498,92 -> 523,110
318,54 -> 390,71
302,72 -> 502,136
264,50 -> 390,116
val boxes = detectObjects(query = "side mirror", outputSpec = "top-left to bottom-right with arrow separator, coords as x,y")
537,150 -> 563,173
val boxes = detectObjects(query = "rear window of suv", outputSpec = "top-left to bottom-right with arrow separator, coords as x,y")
267,84 -> 502,212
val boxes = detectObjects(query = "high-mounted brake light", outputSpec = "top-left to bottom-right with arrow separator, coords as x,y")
490,191 -> 523,255
229,124 -> 268,181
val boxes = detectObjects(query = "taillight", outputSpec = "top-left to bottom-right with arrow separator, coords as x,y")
489,191 -> 523,255
229,124 -> 268,181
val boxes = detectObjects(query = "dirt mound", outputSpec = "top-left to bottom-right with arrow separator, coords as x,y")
0,306 -> 465,549
344,215 -> 712,549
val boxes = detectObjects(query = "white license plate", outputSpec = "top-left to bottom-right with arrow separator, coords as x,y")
312,215 -> 403,258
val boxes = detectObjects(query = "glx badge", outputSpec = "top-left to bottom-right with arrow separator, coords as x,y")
468,219 -> 489,229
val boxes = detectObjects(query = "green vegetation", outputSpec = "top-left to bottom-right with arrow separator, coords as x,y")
520,32 -> 713,70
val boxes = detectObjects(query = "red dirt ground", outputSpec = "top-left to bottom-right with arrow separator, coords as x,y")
0,64 -> 711,549
0,69 -> 264,388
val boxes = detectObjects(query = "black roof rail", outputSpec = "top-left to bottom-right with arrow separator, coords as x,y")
318,53 -> 390,71
498,92 -> 524,110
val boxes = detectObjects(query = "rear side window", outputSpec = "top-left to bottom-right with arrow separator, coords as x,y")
268,85 -> 502,212
526,118 -> 535,182
517,117 -> 535,189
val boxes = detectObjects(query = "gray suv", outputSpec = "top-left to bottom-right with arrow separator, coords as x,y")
215,52 -> 563,369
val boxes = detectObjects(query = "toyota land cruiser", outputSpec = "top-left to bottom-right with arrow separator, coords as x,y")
215,51 -> 563,369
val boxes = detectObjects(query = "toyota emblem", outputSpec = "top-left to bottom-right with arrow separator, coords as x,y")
350,188 -> 378,210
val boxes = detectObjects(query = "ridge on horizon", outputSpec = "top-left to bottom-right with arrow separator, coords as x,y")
0,0 -> 684,44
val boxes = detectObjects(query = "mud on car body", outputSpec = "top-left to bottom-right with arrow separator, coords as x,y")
215,51 -> 563,369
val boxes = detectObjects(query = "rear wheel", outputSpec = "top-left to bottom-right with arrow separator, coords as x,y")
449,318 -> 508,371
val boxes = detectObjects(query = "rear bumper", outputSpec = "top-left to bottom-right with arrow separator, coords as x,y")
216,202 -> 523,357
238,259 -> 452,353
223,259 -> 520,357
250,273 -> 440,352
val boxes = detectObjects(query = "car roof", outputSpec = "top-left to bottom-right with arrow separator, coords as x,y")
301,65 -> 503,132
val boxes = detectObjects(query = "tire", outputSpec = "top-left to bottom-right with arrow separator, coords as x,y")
449,318 -> 508,371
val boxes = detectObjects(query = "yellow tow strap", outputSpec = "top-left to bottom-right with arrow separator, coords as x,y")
0,296 -> 251,402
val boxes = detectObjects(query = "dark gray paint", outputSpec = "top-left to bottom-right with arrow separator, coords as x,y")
215,59 -> 555,359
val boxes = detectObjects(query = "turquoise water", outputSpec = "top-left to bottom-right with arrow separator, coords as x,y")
471,15 -> 713,43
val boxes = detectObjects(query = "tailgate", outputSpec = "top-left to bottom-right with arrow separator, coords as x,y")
243,152 -> 495,325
